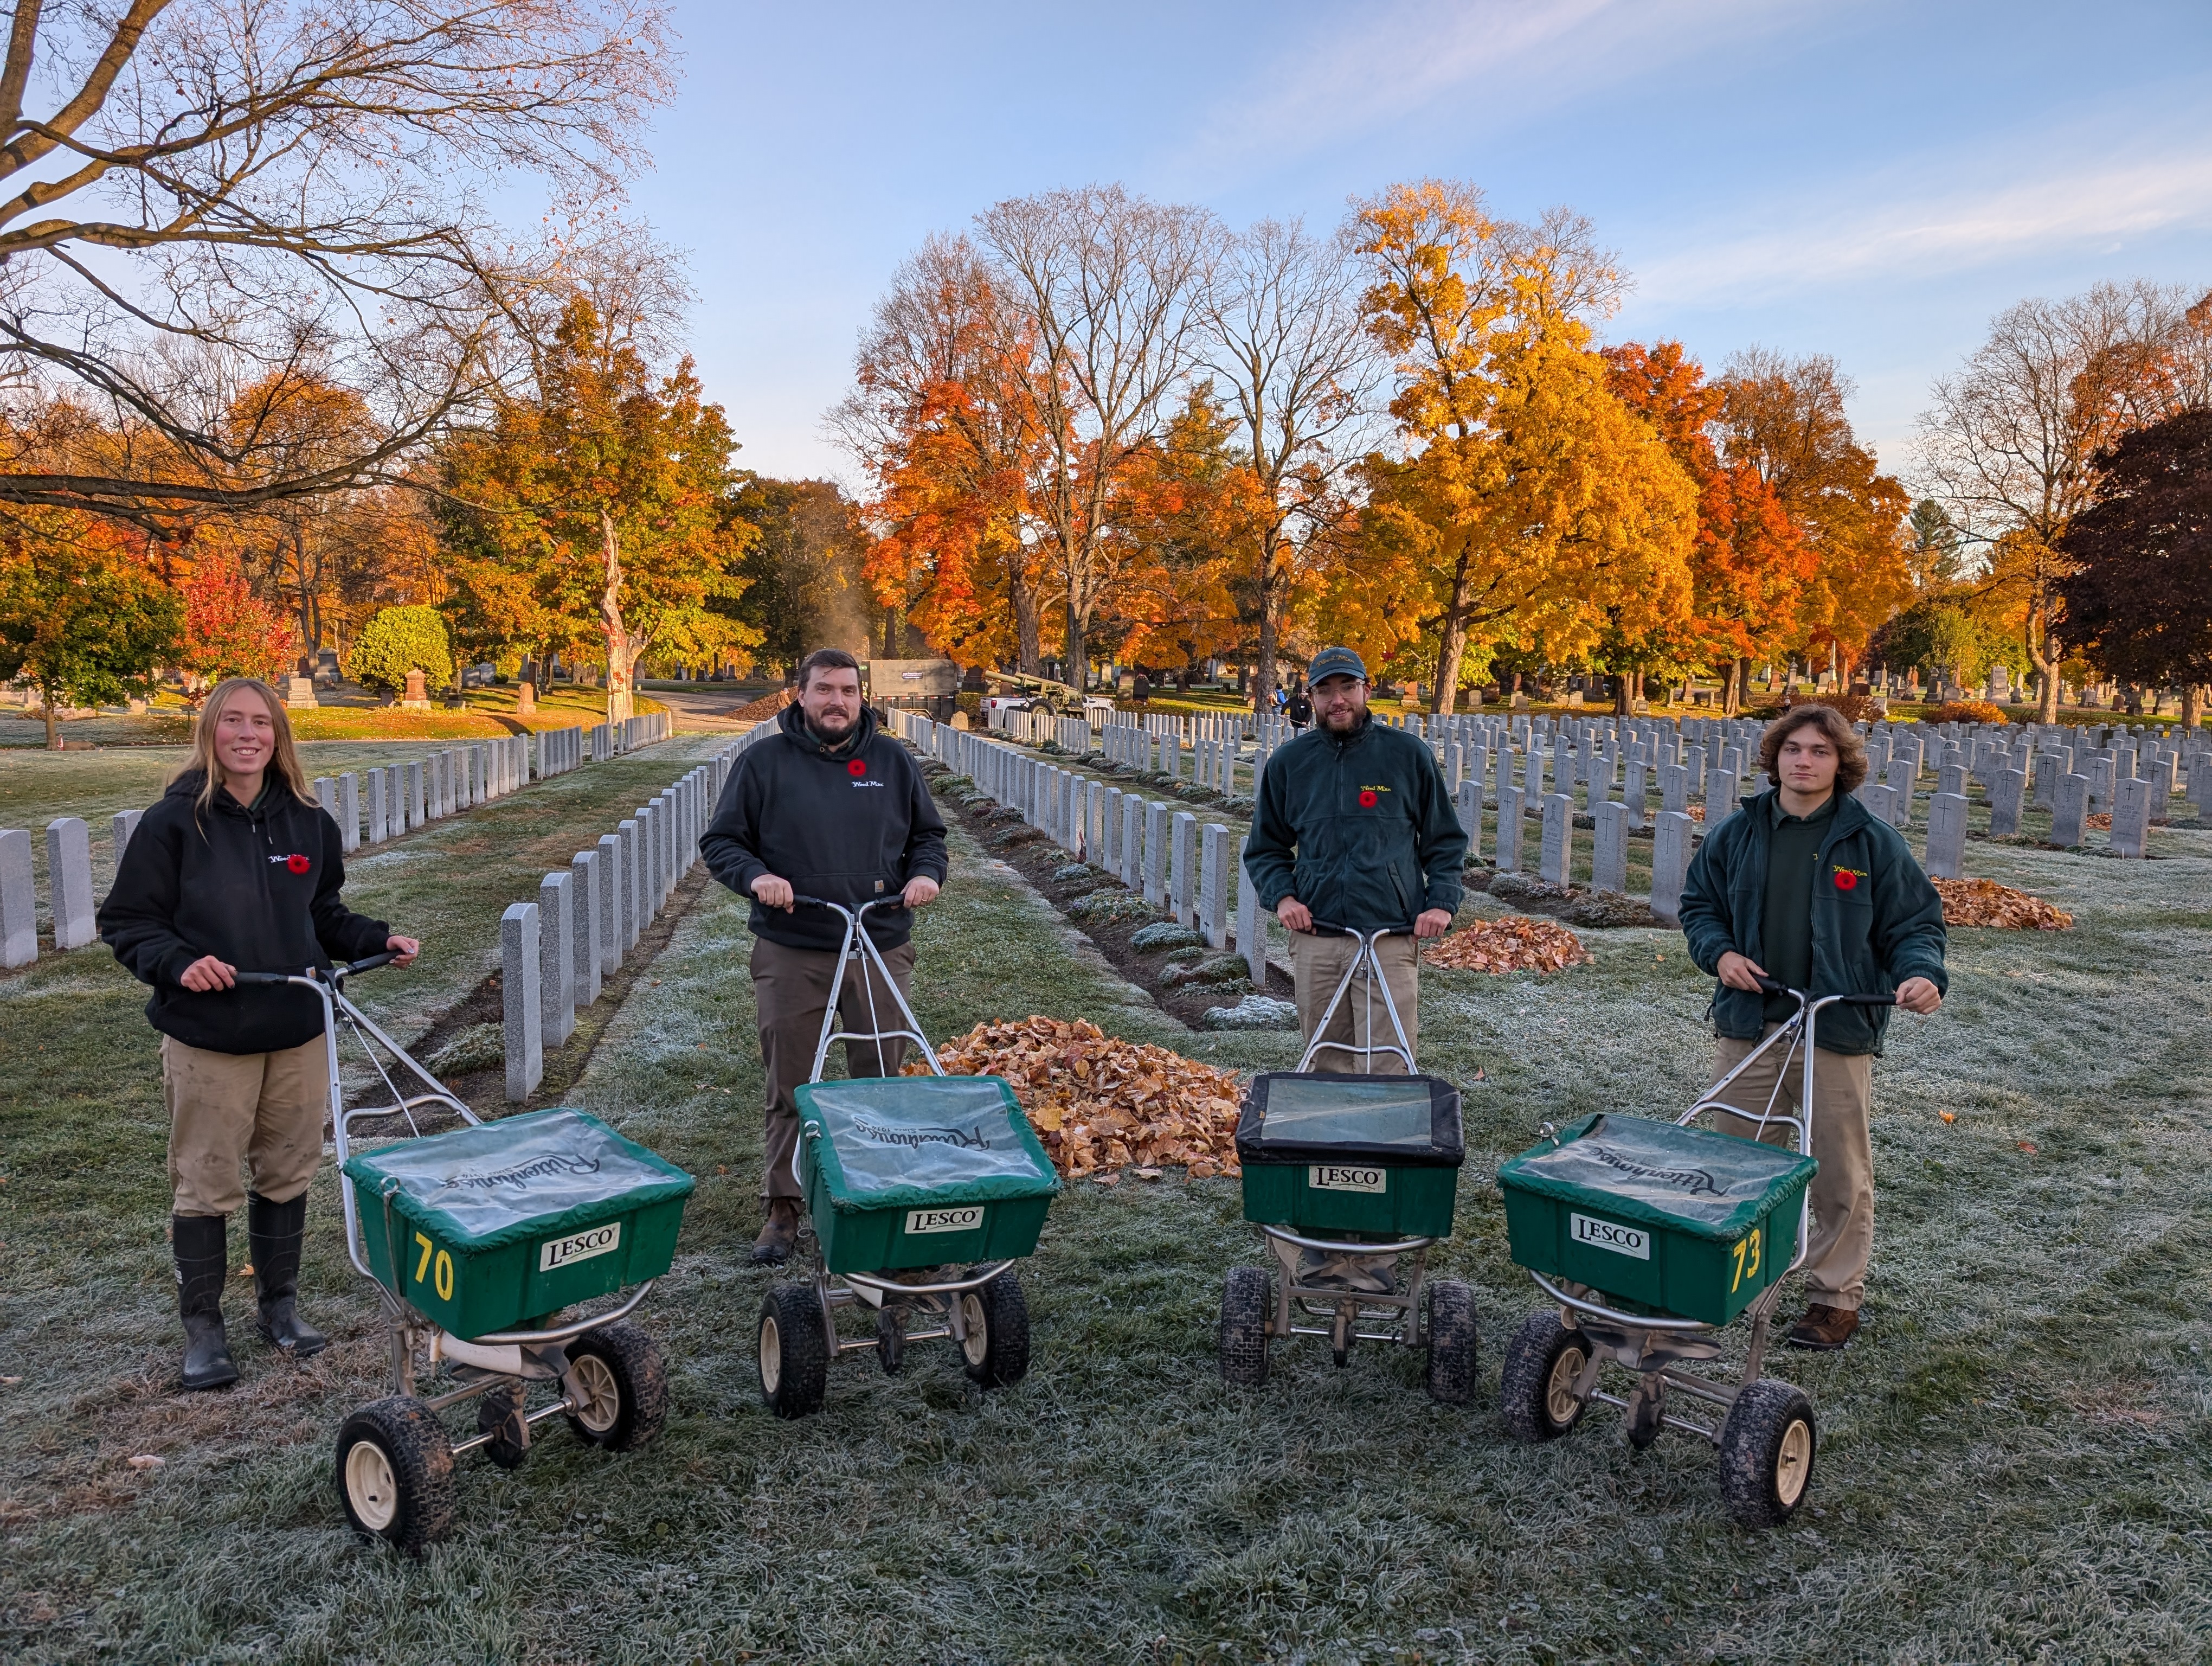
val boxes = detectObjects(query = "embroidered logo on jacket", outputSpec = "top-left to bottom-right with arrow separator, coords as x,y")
269,853 -> 311,875
1831,865 -> 1866,892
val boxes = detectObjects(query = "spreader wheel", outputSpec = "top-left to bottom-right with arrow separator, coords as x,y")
1719,1379 -> 1817,1528
1423,1279 -> 1478,1405
564,1323 -> 669,1451
1218,1267 -> 1270,1387
336,1396 -> 455,1552
1500,1310 -> 1591,1443
959,1268 -> 1031,1389
757,1286 -> 828,1419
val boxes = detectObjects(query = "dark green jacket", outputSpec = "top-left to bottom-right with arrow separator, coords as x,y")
1244,715 -> 1466,932
1679,786 -> 1947,1055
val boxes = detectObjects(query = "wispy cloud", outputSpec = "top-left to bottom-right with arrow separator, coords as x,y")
1632,151 -> 2212,305
1168,0 -> 1805,194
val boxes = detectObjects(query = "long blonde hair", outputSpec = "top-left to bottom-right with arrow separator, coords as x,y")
174,677 -> 314,817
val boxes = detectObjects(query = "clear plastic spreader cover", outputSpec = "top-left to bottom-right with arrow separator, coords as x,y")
1500,1113 -> 1817,1239
796,1077 -> 1060,1212
1234,1073 -> 1464,1167
340,1107 -> 695,1249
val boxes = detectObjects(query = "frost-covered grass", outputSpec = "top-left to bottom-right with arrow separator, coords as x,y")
2,786 -> 2208,1663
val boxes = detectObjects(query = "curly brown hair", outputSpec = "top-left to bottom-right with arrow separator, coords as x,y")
1758,702 -> 1868,794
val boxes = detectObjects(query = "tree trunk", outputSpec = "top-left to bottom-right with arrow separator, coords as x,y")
1254,594 -> 1281,714
42,682 -> 59,750
1431,553 -> 1477,717
2029,595 -> 2061,724
1721,660 -> 1740,717
598,508 -> 635,725
2183,684 -> 2203,729
1011,575 -> 1041,676
1613,672 -> 1633,716
1065,599 -> 1086,694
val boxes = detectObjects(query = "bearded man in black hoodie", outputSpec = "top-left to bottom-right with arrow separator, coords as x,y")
702,649 -> 949,1264
100,678 -> 420,1389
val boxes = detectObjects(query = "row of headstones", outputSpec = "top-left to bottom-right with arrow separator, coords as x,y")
1096,721 -> 1250,794
893,712 -> 1270,986
0,722 -> 640,970
495,722 -> 760,1100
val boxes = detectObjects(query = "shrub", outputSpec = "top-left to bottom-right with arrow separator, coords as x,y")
1928,700 -> 2008,726
346,605 -> 454,694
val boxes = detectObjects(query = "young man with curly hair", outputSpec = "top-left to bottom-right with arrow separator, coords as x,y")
1677,703 -> 1947,1351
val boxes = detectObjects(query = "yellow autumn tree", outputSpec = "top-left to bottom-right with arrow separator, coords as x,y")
1329,181 -> 1695,709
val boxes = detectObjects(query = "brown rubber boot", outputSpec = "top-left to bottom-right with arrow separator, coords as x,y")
1786,1303 -> 1860,1351
750,1198 -> 802,1266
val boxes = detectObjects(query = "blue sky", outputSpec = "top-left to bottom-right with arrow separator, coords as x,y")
623,0 -> 2212,485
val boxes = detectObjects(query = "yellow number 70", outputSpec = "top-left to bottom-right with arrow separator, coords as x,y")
1728,1227 -> 1763,1293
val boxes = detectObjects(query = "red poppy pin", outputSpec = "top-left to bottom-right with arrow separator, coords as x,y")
1832,866 -> 1861,892
846,759 -> 867,778
1358,789 -> 1379,808
286,854 -> 311,875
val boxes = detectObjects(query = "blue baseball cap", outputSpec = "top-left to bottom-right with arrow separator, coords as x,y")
1307,646 -> 1368,685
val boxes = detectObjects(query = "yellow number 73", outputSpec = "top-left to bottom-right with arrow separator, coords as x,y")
1728,1227 -> 1763,1293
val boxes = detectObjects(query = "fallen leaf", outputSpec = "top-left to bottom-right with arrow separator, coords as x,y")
234,1264 -> 254,1278
2017,1141 -> 2038,1155
127,1454 -> 164,1470
1940,1111 -> 1956,1124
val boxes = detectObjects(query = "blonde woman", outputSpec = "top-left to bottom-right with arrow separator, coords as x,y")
98,678 -> 420,1390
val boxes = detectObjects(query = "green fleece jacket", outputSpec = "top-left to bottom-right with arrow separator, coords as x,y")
1243,715 -> 1467,932
1677,786 -> 1948,1056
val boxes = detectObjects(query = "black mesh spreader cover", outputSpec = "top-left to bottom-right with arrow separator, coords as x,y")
1233,1073 -> 1465,1168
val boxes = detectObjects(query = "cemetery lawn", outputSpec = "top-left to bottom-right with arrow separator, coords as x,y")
2,765 -> 2209,1663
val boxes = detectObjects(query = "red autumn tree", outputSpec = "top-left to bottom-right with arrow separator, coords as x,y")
1604,341 -> 1813,709
178,552 -> 299,686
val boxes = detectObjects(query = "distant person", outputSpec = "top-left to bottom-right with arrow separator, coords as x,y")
99,677 -> 421,1391
701,648 -> 949,1265
1678,702 -> 1947,1352
1285,687 -> 1313,731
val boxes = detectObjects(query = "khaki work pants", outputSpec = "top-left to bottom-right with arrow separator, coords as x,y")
751,935 -> 916,1200
1288,930 -> 1420,1074
1708,1024 -> 1876,1312
162,1034 -> 329,1218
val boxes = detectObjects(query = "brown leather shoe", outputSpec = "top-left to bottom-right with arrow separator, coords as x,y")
750,1198 -> 802,1266
1786,1303 -> 1860,1351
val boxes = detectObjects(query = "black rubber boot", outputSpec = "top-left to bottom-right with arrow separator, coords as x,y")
174,1214 -> 239,1391
248,1191 -> 327,1359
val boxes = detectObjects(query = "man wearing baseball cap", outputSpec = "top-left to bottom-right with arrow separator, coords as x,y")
1243,647 -> 1465,1073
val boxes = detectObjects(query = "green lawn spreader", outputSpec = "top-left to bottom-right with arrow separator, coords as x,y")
755,899 -> 1060,1418
238,958 -> 694,1553
1217,925 -> 1476,1403
1495,983 -> 1894,1528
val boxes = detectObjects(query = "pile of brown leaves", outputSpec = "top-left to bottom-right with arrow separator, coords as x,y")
731,687 -> 794,721
1425,914 -> 1594,974
1931,877 -> 2074,931
918,1016 -> 1244,1181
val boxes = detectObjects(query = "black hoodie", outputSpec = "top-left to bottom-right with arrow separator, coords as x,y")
97,771 -> 391,1054
700,702 -> 948,952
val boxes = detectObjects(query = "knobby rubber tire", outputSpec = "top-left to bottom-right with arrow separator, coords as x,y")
1719,1378 -> 1818,1528
335,1396 -> 456,1553
1423,1279 -> 1478,1405
564,1323 -> 669,1451
964,1269 -> 1031,1388
758,1285 -> 828,1419
1218,1267 -> 1270,1388
1500,1310 -> 1591,1443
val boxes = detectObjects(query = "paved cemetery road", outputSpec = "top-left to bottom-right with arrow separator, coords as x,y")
646,685 -> 764,733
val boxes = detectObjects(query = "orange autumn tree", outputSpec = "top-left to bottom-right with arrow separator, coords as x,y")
1604,341 -> 1813,708
1103,385 -> 1249,672
1341,181 -> 1696,710
1719,350 -> 1911,697
836,235 -> 1051,672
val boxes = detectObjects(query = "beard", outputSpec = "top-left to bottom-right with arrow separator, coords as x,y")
805,709 -> 857,745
